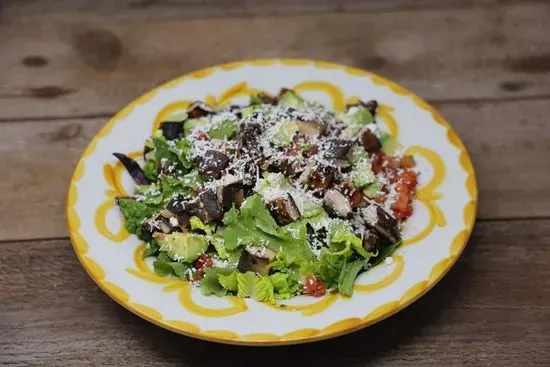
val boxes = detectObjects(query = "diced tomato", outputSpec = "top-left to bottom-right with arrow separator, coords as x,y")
350,190 -> 365,209
400,155 -> 416,169
392,183 -> 413,220
303,275 -> 326,297
193,254 -> 213,271
401,169 -> 418,189
195,131 -> 210,141
371,152 -> 385,174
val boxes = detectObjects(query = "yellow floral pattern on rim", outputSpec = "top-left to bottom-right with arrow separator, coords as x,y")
67,58 -> 478,345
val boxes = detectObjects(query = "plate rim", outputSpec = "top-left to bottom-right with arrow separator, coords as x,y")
66,58 -> 478,346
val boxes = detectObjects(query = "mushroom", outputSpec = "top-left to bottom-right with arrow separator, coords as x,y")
297,120 -> 325,138
195,150 -> 230,180
307,163 -> 336,195
160,121 -> 183,140
113,153 -> 151,185
267,194 -> 301,226
323,189 -> 352,219
239,122 -> 262,149
361,229 -> 379,253
257,92 -> 278,105
237,246 -> 276,276
166,190 -> 224,224
187,101 -> 215,119
188,189 -> 224,223
322,139 -> 355,160
372,207 -> 400,246
143,145 -> 155,162
217,180 -> 246,211
361,129 -> 381,153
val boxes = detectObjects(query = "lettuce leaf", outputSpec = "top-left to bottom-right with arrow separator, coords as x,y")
200,268 -> 235,296
328,220 -> 373,259
117,197 -> 159,237
218,271 -> 238,292
221,195 -> 314,261
208,119 -> 237,140
236,271 -> 257,298
338,260 -> 364,297
269,272 -> 300,300
153,260 -> 188,279
190,216 -> 214,234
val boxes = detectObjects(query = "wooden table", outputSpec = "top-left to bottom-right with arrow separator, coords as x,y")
1,1 -> 549,365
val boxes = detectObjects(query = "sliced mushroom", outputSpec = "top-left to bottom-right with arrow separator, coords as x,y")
160,121 -> 183,140
372,207 -> 400,246
322,139 -> 355,160
237,246 -> 276,276
187,101 -> 215,119
361,129 -> 381,153
166,195 -> 186,214
297,120 -> 325,138
195,150 -> 230,180
267,194 -> 301,226
217,180 -> 246,211
239,123 -> 262,149
113,153 -> 151,185
346,100 -> 378,117
257,92 -> 278,105
190,189 -> 224,223
364,100 -> 378,117
361,229 -> 379,253
307,164 -> 336,195
143,145 -> 155,162
323,189 -> 352,218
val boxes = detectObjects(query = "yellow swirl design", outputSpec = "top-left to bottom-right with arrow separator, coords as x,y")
265,294 -> 339,316
354,255 -> 404,292
126,244 -> 248,317
67,58 -> 477,345
402,146 -> 447,247
95,150 -> 142,242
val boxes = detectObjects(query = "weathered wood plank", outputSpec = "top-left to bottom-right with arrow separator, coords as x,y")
1,219 -> 549,366
1,3 -> 549,119
0,98 -> 549,241
0,0 -> 503,21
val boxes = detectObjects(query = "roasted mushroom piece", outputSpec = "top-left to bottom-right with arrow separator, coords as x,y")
297,120 -> 325,138
113,152 -> 151,185
160,121 -> 183,140
267,194 -> 301,226
307,163 -> 336,196
187,101 -> 215,119
186,189 -> 224,223
167,190 -> 223,224
237,246 -> 276,276
257,92 -> 278,105
361,129 -> 381,153
195,150 -> 230,180
322,139 -> 355,160
217,180 -> 246,211
371,207 -> 400,246
361,229 -> 379,253
323,189 -> 352,218
143,145 -> 155,161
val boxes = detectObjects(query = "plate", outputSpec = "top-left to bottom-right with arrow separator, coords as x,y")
67,59 -> 477,345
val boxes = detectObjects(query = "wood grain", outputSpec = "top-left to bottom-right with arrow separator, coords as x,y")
1,97 -> 549,241
0,0 -> 519,21
1,219 -> 549,366
1,3 -> 550,119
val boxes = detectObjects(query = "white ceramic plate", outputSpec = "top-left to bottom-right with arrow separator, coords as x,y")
67,59 -> 477,345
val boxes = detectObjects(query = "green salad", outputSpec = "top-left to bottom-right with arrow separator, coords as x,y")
115,89 -> 418,303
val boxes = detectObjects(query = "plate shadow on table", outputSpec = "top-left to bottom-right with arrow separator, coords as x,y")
112,229 -> 478,366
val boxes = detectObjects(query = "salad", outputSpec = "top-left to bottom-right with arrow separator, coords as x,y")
115,89 -> 418,303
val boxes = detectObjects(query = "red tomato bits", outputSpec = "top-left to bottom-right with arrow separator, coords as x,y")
303,275 -> 326,297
